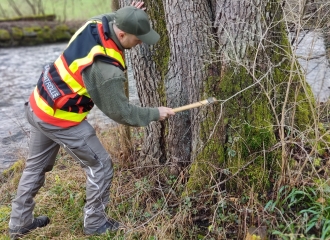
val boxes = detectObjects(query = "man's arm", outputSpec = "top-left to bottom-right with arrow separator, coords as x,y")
82,59 -> 174,126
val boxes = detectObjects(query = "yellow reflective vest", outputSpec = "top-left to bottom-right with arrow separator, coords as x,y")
30,20 -> 126,127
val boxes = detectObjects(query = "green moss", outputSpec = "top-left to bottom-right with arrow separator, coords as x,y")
41,25 -> 54,42
0,23 -> 79,46
145,0 -> 169,106
22,26 -> 39,37
0,14 -> 56,22
0,205 -> 11,232
186,69 -> 227,193
52,24 -> 71,41
186,139 -> 226,193
11,27 -> 22,40
0,29 -> 10,40
2,160 -> 24,178
221,95 -> 278,192
20,27 -> 42,45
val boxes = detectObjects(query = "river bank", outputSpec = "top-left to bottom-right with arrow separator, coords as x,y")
0,19 -> 82,47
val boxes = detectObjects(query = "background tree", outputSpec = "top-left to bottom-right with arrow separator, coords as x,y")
0,3 -> 8,18
25,0 -> 36,15
7,0 -> 22,16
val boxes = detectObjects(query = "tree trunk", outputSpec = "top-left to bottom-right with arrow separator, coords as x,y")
0,3 -> 8,18
117,0 -> 215,171
118,0 -> 314,194
37,0 -> 45,15
191,0 -> 313,192
118,0 -> 170,166
7,0 -> 22,17
25,0 -> 36,15
111,0 -> 120,11
163,0 -> 215,174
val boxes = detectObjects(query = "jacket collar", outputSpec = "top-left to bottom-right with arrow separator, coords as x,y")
109,22 -> 124,52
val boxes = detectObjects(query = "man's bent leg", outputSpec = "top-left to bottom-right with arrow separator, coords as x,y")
40,120 -> 114,231
9,123 -> 59,230
11,105 -> 114,232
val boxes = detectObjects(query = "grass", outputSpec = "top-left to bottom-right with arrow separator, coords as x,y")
2,121 -> 330,239
0,125 -> 202,239
0,0 -> 112,21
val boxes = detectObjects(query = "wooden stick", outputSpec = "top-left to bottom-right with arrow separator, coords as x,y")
173,97 -> 217,113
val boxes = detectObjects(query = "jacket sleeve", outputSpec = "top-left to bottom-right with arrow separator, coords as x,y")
82,59 -> 160,127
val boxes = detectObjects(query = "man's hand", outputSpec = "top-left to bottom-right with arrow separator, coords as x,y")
131,1 -> 146,10
158,107 -> 175,121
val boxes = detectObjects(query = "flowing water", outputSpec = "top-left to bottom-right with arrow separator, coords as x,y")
0,43 -> 138,172
0,31 -> 330,172
291,30 -> 330,102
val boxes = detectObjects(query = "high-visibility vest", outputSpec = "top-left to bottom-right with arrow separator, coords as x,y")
29,20 -> 126,128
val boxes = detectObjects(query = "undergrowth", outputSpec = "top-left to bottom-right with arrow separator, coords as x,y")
1,105 -> 330,240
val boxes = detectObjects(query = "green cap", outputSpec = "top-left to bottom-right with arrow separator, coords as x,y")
114,6 -> 160,45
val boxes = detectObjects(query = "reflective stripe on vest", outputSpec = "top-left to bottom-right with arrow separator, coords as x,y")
31,87 -> 87,123
31,20 -> 126,127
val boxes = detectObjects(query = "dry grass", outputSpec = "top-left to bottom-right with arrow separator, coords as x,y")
0,125 -> 202,239
1,116 -> 330,239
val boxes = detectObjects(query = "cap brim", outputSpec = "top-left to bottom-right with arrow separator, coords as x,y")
136,29 -> 160,45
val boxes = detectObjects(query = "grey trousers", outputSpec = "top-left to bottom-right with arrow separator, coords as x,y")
9,102 -> 114,231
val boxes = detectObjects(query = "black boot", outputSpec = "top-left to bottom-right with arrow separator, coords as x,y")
9,216 -> 50,240
84,219 -> 124,235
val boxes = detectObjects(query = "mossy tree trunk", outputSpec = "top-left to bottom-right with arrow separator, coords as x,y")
188,0 -> 314,195
162,0 -> 215,173
118,0 -> 170,165
116,0 -> 314,196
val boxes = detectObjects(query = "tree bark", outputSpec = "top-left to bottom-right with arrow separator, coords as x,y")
163,0 -> 215,174
118,0 -> 170,166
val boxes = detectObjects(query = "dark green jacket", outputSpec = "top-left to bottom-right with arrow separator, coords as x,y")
82,13 -> 159,127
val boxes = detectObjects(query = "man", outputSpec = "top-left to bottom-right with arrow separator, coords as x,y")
9,2 -> 174,239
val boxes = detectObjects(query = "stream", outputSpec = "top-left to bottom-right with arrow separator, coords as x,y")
291,30 -> 330,102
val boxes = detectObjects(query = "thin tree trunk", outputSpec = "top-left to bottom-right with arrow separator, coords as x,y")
37,0 -> 44,15
62,0 -> 67,22
0,3 -> 8,18
7,0 -> 22,16
111,0 -> 120,11
25,0 -> 36,15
